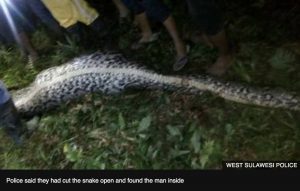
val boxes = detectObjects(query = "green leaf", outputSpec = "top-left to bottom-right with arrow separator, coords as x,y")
200,155 -> 209,169
167,125 -> 182,137
118,113 -> 126,129
190,130 -> 201,154
138,115 -> 152,132
269,49 -> 296,70
200,140 -> 216,168
63,144 -> 82,163
171,149 -> 191,158
225,124 -> 235,139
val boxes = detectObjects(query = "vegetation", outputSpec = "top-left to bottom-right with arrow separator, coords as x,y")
0,0 -> 300,169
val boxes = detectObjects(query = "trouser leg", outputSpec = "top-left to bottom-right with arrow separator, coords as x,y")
0,99 -> 24,144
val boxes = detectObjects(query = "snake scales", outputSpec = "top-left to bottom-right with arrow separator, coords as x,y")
12,52 -> 300,116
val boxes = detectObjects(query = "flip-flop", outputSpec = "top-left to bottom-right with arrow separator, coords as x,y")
131,32 -> 160,50
172,45 -> 190,71
173,55 -> 188,71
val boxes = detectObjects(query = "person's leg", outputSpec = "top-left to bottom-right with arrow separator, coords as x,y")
163,16 -> 187,58
4,0 -> 39,64
0,82 -> 24,144
207,29 -> 233,76
186,0 -> 216,48
0,14 -> 37,64
186,0 -> 232,76
134,12 -> 155,43
28,0 -> 63,36
121,0 -> 157,48
186,30 -> 214,48
162,15 -> 188,71
66,23 -> 83,43
0,99 -> 24,144
142,0 -> 187,70
18,31 -> 39,64
89,17 -> 106,33
89,17 -> 115,48
113,0 -> 129,19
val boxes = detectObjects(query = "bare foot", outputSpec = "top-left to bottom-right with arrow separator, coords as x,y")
207,54 -> 233,77
131,33 -> 159,50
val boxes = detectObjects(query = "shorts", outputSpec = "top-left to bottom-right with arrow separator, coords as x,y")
122,0 -> 170,23
186,0 -> 223,35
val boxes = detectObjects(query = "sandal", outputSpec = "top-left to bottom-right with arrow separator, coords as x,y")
173,55 -> 188,71
172,45 -> 190,71
131,32 -> 160,50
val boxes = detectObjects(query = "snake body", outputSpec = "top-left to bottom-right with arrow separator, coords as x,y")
13,52 -> 300,116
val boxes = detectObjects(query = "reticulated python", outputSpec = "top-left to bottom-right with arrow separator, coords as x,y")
12,52 -> 300,116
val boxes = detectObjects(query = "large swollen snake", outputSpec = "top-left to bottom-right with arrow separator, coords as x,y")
12,52 -> 300,116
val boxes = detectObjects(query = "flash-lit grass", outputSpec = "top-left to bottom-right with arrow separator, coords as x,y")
0,1 -> 300,169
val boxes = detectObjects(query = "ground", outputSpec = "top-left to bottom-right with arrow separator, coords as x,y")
0,1 -> 300,169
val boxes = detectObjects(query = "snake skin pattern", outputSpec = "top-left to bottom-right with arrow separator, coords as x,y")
12,52 -> 300,116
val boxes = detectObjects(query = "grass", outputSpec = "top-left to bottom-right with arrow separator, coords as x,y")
0,1 -> 300,169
